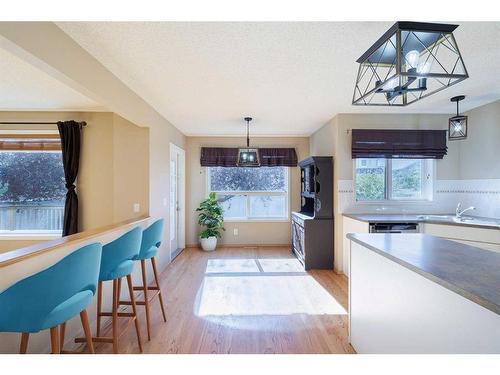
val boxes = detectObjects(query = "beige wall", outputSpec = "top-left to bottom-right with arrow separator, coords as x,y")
458,100 -> 500,179
112,114 -> 149,222
0,111 -> 150,253
186,136 -> 309,246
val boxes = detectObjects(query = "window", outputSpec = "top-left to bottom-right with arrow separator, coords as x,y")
208,167 -> 289,220
355,158 -> 433,201
0,151 -> 65,234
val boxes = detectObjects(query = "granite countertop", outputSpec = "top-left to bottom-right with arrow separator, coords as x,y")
343,213 -> 500,230
347,233 -> 500,316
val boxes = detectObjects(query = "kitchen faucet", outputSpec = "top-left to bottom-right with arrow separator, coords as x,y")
455,202 -> 476,218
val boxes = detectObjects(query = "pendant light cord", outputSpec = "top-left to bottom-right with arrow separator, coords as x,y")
246,118 -> 250,147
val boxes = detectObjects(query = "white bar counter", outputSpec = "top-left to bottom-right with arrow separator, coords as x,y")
347,233 -> 500,354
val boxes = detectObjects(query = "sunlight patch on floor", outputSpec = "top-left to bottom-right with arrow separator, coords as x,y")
206,258 -> 261,273
194,258 -> 347,317
258,258 -> 304,273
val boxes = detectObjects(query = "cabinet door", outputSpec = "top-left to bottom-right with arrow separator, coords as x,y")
292,220 -> 305,258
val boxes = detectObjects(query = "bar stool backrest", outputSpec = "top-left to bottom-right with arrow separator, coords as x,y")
99,227 -> 143,280
0,242 -> 102,333
139,219 -> 165,258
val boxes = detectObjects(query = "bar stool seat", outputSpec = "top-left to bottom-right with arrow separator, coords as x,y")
133,246 -> 158,261
0,242 -> 102,354
75,227 -> 143,354
43,290 -> 94,330
100,260 -> 134,281
120,219 -> 166,341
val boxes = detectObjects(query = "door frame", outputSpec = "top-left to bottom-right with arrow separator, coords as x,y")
169,142 -> 185,259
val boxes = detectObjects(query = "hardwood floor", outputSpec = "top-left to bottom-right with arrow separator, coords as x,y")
85,246 -> 355,354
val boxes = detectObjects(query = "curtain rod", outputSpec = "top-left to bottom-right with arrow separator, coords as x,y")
0,121 -> 87,128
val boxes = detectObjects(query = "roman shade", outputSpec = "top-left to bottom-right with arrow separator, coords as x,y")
0,134 -> 61,151
351,129 -> 447,159
200,147 -> 298,167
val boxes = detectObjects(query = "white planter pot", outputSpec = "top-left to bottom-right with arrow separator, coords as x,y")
200,236 -> 218,251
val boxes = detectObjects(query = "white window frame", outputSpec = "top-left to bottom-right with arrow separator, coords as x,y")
0,145 -> 64,238
207,167 -> 290,222
354,158 -> 435,203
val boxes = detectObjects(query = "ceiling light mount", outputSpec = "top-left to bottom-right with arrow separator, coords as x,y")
352,22 -> 469,107
237,117 -> 260,167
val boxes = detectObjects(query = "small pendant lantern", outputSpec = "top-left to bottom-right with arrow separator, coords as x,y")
237,117 -> 260,167
448,95 -> 467,140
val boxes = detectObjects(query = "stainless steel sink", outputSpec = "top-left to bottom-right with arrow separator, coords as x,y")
417,214 -> 500,228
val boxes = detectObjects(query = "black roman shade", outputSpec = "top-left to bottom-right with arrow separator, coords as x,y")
258,148 -> 297,167
351,129 -> 447,159
200,147 -> 298,167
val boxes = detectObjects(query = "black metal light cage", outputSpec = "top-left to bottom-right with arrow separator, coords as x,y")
352,22 -> 469,106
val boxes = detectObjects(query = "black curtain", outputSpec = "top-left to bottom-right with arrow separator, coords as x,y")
57,121 -> 81,236
351,129 -> 448,159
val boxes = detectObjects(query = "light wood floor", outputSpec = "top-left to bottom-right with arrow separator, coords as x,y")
86,246 -> 355,354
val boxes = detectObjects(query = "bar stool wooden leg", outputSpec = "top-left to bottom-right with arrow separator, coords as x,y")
151,257 -> 167,322
19,333 -> 29,354
112,278 -> 119,354
96,281 -> 103,337
140,260 -> 151,341
117,278 -> 122,302
50,326 -> 60,354
59,322 -> 66,350
80,309 -> 94,354
127,274 -> 143,353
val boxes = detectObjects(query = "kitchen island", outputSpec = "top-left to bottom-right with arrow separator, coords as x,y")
347,233 -> 500,353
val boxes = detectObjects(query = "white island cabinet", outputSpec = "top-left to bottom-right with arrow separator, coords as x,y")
348,233 -> 500,354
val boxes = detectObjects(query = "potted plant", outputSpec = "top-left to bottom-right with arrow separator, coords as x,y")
196,192 -> 225,251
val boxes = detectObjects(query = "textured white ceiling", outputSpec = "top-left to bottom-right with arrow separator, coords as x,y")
57,22 -> 500,136
0,46 -> 104,112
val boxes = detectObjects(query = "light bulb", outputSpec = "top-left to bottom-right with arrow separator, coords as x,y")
248,154 -> 254,161
384,77 -> 399,90
242,152 -> 248,160
417,61 -> 431,74
405,50 -> 420,69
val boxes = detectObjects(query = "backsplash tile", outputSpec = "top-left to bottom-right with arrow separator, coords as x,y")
338,179 -> 500,219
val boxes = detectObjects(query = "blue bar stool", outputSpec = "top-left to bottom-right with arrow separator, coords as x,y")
0,242 -> 102,354
75,227 -> 143,353
119,219 -> 166,341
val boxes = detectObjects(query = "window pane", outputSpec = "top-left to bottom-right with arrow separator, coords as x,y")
0,152 -> 65,232
209,167 -> 286,192
391,159 -> 423,199
249,195 -> 286,218
355,158 -> 386,201
217,194 -> 247,219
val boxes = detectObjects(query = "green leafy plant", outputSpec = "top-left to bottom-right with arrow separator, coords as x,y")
196,192 -> 225,239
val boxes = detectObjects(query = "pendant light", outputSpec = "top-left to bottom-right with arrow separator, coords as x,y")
352,22 -> 468,106
448,95 -> 467,140
237,117 -> 260,167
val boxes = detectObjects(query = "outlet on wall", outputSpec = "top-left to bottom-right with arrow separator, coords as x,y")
233,228 -> 239,236
162,198 -> 168,207
133,203 -> 140,213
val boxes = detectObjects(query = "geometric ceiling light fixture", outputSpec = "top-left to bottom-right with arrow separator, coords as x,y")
448,95 -> 467,140
352,22 -> 469,106
237,117 -> 261,167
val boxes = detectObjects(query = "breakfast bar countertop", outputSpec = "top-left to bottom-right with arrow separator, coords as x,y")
347,233 -> 500,316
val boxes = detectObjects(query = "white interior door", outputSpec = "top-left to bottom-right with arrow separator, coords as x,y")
170,143 -> 185,259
